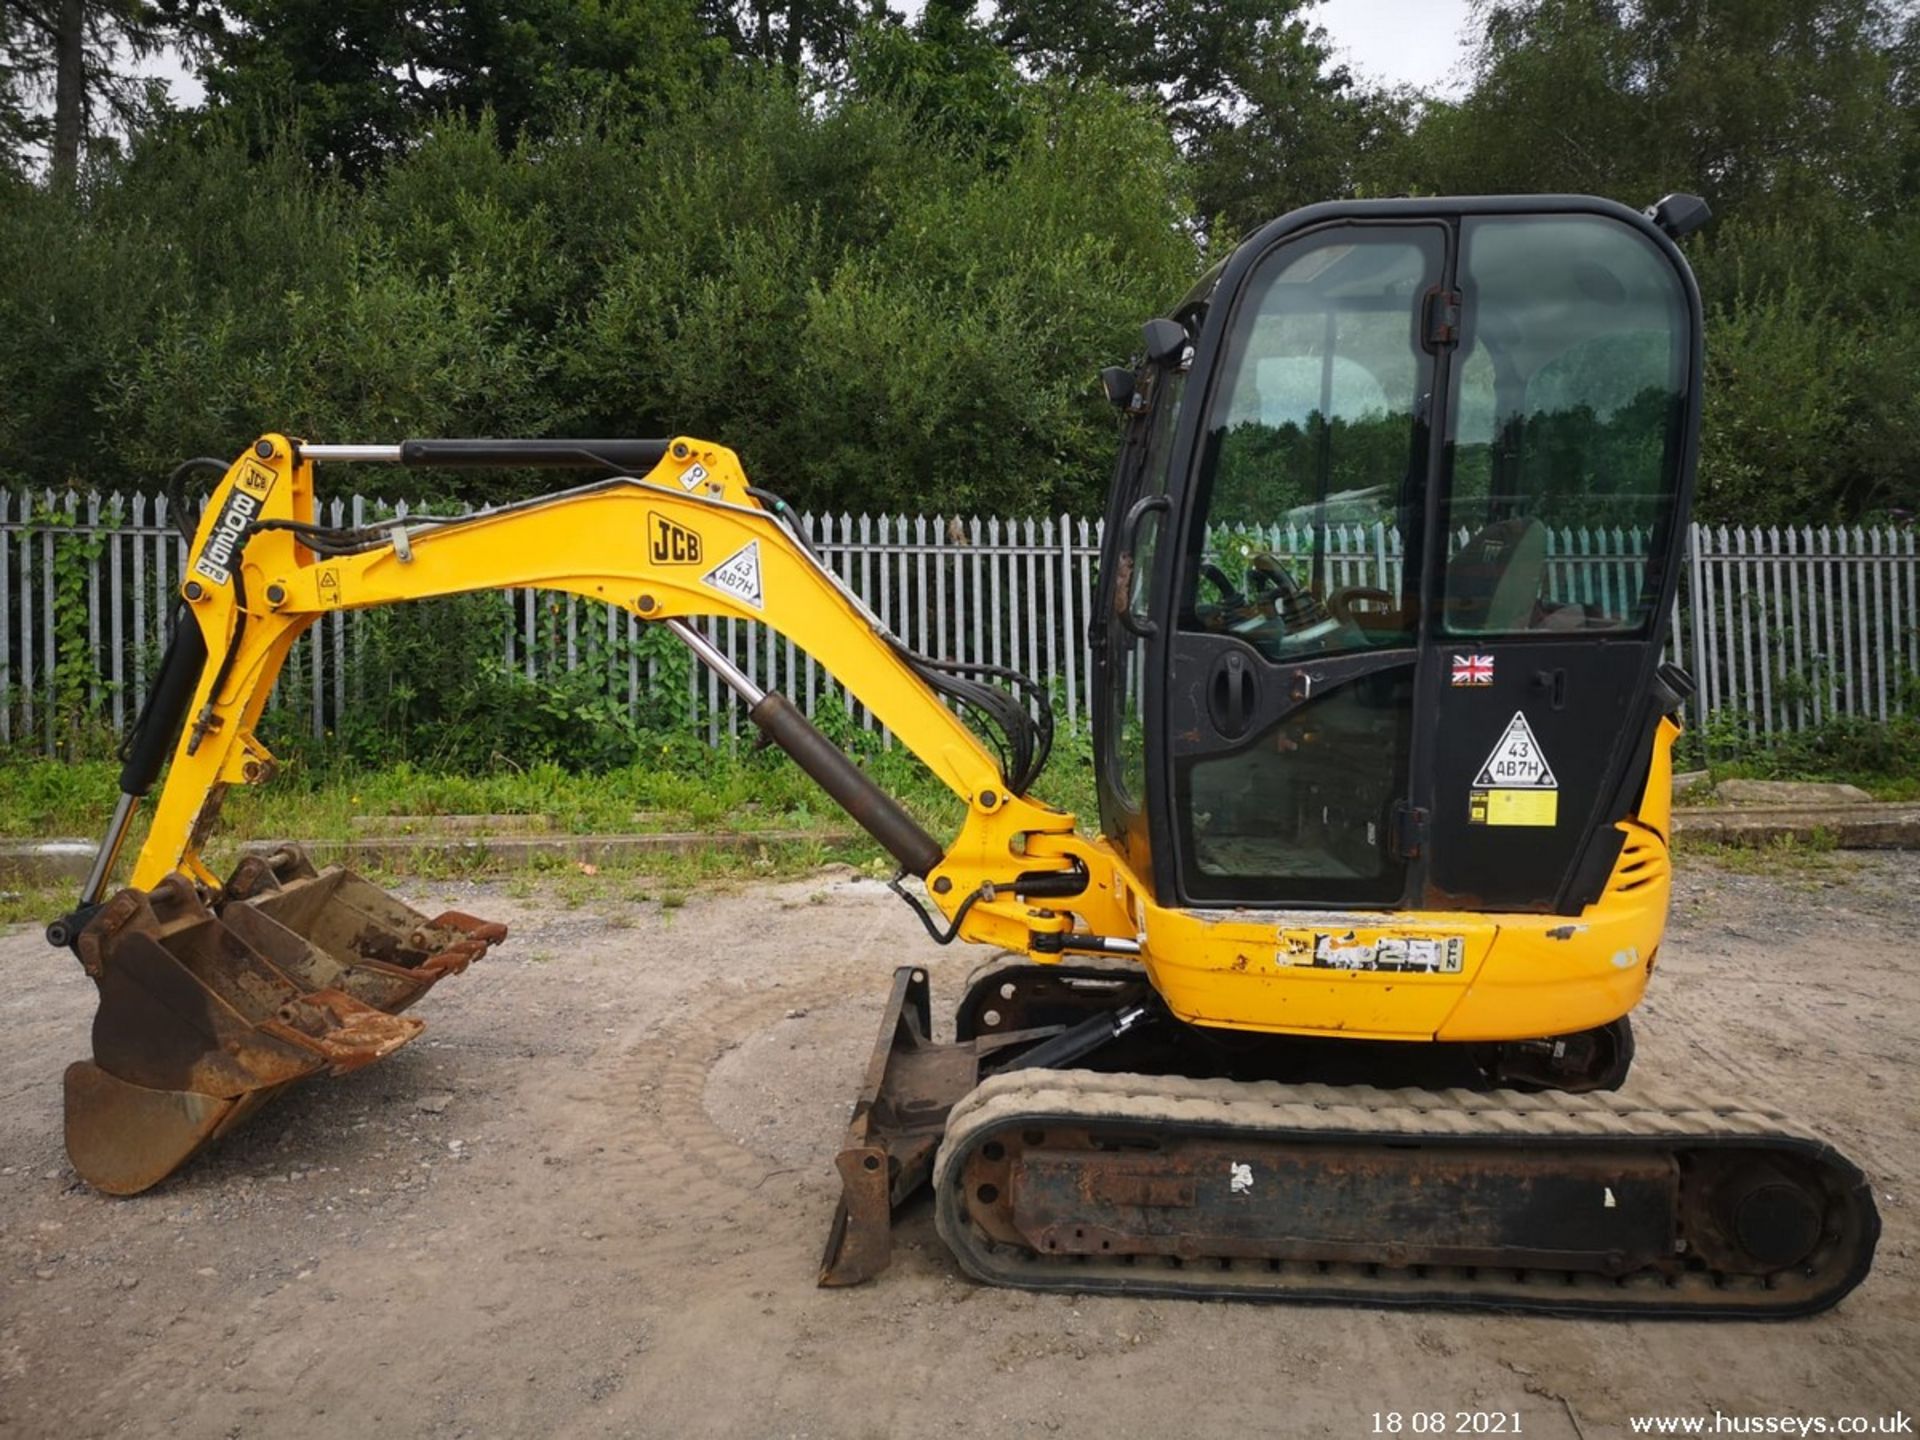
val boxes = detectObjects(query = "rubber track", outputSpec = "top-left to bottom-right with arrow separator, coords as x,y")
933,1070 -> 1880,1319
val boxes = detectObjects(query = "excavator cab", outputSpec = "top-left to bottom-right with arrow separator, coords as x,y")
1094,195 -> 1703,918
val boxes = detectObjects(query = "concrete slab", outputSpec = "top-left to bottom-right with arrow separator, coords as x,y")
0,840 -> 97,885
1671,801 -> 1920,848
1671,768 -> 1712,797
1,828 -> 856,886
1712,778 -> 1875,807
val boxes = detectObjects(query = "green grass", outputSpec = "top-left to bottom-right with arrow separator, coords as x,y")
0,747 -> 933,841
0,880 -> 68,928
1,844 -> 886,931
1694,764 -> 1920,803
1677,713 -> 1920,802
1673,829 -> 1860,881
0,721 -> 1100,891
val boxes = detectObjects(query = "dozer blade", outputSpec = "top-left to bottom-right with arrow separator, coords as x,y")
64,847 -> 505,1196
819,966 -> 1055,1287
820,967 -> 978,1286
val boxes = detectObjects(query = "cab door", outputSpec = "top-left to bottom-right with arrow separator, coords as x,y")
1157,222 -> 1449,907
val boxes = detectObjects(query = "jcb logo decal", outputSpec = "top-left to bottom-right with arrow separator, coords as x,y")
236,459 -> 275,495
648,513 -> 703,565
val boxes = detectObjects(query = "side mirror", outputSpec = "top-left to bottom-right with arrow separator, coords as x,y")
1645,193 -> 1711,240
1141,318 -> 1188,366
1100,365 -> 1136,409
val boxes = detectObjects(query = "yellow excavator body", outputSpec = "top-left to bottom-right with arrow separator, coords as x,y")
114,430 -> 1673,1045
42,193 -> 1880,1317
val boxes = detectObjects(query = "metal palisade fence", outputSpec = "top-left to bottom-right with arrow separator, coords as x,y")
2,487 -> 1917,754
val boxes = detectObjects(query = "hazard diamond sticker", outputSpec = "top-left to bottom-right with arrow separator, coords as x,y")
701,539 -> 764,610
1472,711 -> 1556,789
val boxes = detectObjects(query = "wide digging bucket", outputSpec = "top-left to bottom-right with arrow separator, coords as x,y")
65,846 -> 505,1196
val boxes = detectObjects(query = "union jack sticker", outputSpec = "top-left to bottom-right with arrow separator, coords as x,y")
1451,653 -> 1494,687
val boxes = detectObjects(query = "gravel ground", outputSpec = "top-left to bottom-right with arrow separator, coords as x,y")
1,855 -> 1915,1440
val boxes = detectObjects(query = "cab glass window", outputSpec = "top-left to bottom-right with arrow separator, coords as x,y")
1180,226 -> 1444,661
1107,363 -> 1186,808
1441,216 -> 1690,635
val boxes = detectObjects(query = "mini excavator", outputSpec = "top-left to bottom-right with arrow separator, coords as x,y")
46,193 -> 1879,1317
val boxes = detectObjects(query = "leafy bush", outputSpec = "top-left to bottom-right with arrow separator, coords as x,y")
1679,711 -> 1920,799
0,73 -> 1198,521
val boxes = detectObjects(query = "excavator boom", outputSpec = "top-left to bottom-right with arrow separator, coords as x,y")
48,433 -> 1106,1195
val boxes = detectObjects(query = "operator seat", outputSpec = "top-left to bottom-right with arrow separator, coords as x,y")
1444,515 -> 1547,632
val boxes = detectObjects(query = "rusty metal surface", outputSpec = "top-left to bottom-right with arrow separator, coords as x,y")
226,848 -> 505,1003
817,965 -> 1078,1287
819,966 -> 967,1286
64,1061 -> 255,1197
62,846 -> 505,1196
1000,1140 -> 1678,1273
931,1069 -> 1881,1318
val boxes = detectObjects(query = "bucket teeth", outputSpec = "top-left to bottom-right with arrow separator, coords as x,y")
63,845 -> 505,1195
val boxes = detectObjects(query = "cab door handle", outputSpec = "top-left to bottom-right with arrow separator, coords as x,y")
1114,494 -> 1171,639
1207,651 -> 1260,740
1533,667 -> 1567,710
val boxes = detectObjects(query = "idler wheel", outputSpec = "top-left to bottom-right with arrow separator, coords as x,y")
1713,1160 -> 1826,1271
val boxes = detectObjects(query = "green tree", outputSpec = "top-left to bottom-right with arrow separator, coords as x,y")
990,0 -> 1395,234
847,0 -> 1025,160
695,0 -> 885,76
0,73 -> 1202,517
1372,0 -> 1920,525
564,74 -> 1199,515
1,0 -> 173,183
169,0 -> 716,175
1392,0 -> 1915,224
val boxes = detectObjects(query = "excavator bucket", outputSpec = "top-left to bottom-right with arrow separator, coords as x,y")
63,846 -> 505,1195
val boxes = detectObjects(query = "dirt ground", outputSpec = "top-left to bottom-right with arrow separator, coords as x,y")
2,854 -> 1915,1440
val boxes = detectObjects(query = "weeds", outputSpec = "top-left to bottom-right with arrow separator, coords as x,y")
1677,712 -> 1920,801
1674,830 -> 1858,882
0,702 -> 1099,904
0,882 -> 68,928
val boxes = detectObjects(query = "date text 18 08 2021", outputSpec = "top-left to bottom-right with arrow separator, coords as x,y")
1374,1416 -> 1522,1435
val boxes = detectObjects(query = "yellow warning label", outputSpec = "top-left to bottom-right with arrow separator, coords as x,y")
317,567 -> 342,607
1469,788 -> 1559,827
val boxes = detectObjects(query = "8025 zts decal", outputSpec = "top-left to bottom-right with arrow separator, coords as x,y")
192,464 -> 278,585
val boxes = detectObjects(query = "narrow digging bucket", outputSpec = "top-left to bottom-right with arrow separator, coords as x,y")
64,846 -> 505,1196
223,847 -> 505,1012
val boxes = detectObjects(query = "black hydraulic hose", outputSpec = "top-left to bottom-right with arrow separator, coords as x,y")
888,875 -> 989,946
164,457 -> 228,541
893,643 -> 1054,795
745,485 -> 823,564
734,481 -> 1050,795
